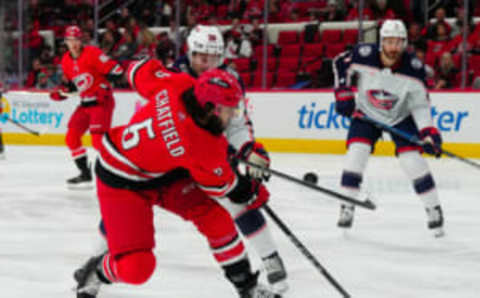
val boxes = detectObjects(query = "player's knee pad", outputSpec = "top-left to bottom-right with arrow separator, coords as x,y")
91,133 -> 103,151
344,142 -> 371,174
235,209 -> 266,237
65,128 -> 83,151
114,250 -> 156,285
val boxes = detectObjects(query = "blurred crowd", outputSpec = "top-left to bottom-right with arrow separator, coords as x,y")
2,0 -> 480,89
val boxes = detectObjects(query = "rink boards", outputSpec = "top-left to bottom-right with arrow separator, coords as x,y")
1,90 -> 479,157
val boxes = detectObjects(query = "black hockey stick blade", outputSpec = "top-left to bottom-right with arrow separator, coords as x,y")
6,117 -> 44,136
263,204 -> 351,298
359,115 -> 480,171
238,159 -> 376,210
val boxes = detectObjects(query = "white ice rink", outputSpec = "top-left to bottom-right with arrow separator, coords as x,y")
1,145 -> 479,298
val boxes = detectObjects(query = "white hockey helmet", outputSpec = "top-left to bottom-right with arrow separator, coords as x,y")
187,25 -> 225,68
379,20 -> 407,50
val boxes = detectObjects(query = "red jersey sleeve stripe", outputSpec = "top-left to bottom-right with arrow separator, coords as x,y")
197,175 -> 238,198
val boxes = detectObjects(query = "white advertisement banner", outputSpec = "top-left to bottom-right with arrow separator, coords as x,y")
1,90 -> 478,144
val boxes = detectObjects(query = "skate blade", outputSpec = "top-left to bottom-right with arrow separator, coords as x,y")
432,227 -> 445,238
271,280 -> 289,294
67,182 -> 94,190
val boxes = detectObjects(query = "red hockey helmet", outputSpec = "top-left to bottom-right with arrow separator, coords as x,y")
194,69 -> 242,108
64,25 -> 82,39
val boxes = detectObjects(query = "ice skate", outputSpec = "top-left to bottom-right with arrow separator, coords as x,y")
74,254 -> 106,298
426,205 -> 445,237
67,170 -> 93,190
241,283 -> 282,298
337,205 -> 355,228
262,252 -> 288,294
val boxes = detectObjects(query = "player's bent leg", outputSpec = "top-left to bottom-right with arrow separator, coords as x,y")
338,142 -> 371,228
66,111 -> 92,189
397,150 -> 445,237
74,250 -> 156,298
235,209 -> 288,293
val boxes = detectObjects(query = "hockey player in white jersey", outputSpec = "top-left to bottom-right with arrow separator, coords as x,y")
332,20 -> 445,237
175,25 -> 288,292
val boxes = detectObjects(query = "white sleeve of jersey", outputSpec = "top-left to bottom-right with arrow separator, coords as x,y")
407,81 -> 433,130
225,99 -> 254,151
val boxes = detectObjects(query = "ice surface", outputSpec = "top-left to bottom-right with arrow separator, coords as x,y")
1,146 -> 479,298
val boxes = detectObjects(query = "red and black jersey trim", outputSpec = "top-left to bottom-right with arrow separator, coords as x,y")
95,133 -> 189,190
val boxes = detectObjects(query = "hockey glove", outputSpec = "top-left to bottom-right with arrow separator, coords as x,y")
49,86 -> 70,101
419,127 -> 442,157
246,180 -> 270,211
239,141 -> 271,182
334,87 -> 355,117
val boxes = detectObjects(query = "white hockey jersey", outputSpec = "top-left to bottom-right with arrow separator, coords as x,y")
333,43 -> 433,130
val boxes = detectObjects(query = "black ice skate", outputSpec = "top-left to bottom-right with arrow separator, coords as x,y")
337,205 -> 355,228
426,205 -> 445,237
74,254 -> 109,298
262,252 -> 288,294
67,170 -> 93,190
238,272 -> 282,298
0,135 -> 5,160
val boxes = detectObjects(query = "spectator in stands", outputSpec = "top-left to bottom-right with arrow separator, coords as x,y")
346,1 -> 374,21
117,7 -> 132,28
224,31 -> 252,59
415,47 -> 435,81
433,23 -> 450,43
25,58 -> 44,88
434,52 -> 459,89
422,7 -> 452,39
113,30 -> 138,62
243,17 -> 263,47
244,0 -> 264,20
105,20 -> 121,43
322,0 -> 345,22
154,0 -> 173,26
156,32 -> 176,68
372,0 -> 396,20
35,70 -> 56,90
100,30 -> 117,56
134,22 -> 157,59
407,22 -> 425,52
125,16 -> 141,38
82,30 -> 96,46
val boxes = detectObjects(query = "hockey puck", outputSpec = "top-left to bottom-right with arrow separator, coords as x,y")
303,172 -> 318,184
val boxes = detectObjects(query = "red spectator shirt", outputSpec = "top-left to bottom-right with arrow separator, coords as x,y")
61,45 -> 122,99
96,59 -> 237,198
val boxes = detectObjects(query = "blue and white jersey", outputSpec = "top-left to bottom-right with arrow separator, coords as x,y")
333,43 -> 433,130
173,56 -> 254,152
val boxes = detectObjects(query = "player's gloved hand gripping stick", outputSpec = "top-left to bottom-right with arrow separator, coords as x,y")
356,113 -> 480,171
237,158 -> 376,210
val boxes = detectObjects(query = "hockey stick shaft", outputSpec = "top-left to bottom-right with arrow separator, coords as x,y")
238,159 -> 376,210
359,115 -> 480,170
5,116 -> 41,136
263,204 -> 351,298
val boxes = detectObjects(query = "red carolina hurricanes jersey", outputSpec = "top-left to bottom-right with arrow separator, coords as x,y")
61,45 -> 122,98
96,59 -> 237,198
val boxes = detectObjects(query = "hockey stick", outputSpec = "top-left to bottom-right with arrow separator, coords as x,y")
263,204 -> 351,298
237,159 -> 376,210
4,116 -> 46,136
358,114 -> 480,171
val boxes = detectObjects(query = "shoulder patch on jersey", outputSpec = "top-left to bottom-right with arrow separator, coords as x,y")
411,58 -> 423,70
99,54 -> 110,63
358,45 -> 372,57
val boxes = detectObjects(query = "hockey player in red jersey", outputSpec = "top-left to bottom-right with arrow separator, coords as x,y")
73,59 -> 282,298
49,25 -> 123,189
173,25 -> 288,293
